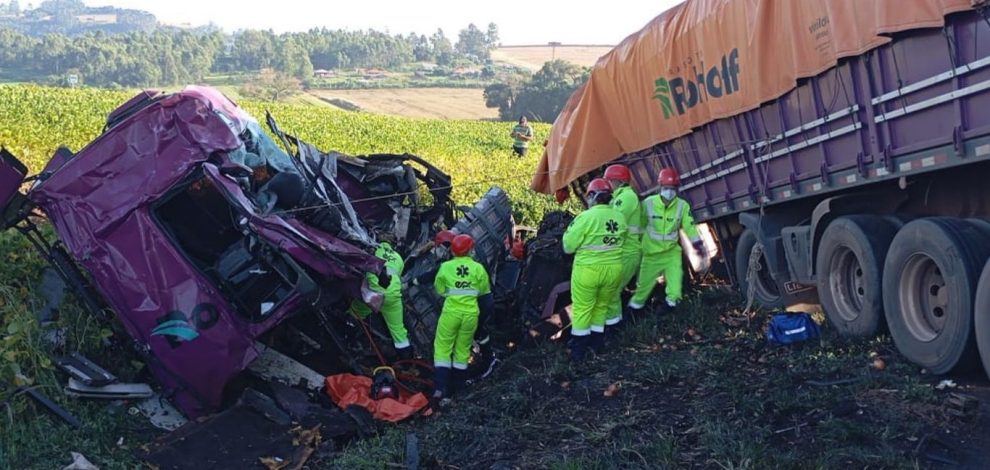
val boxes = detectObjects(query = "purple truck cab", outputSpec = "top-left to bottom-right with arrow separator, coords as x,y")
7,86 -> 386,416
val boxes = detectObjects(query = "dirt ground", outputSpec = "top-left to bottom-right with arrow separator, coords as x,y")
324,287 -> 990,469
491,46 -> 614,71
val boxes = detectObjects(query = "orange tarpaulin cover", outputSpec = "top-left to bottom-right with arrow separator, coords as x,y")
325,374 -> 429,422
532,0 -> 976,193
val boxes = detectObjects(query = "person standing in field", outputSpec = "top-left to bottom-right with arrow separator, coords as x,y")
562,178 -> 627,361
510,116 -> 534,157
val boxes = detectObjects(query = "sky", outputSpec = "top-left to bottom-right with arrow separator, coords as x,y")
87,0 -> 684,45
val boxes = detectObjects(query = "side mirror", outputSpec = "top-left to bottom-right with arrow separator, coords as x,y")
220,161 -> 253,179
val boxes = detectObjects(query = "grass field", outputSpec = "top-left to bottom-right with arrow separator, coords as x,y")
309,88 -> 499,120
492,45 -> 614,70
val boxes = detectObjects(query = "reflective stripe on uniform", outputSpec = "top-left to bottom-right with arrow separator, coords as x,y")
605,315 -> 623,326
645,198 -> 683,242
572,327 -> 591,336
628,226 -> 644,234
394,340 -> 410,348
453,362 -> 469,370
445,288 -> 481,296
387,267 -> 400,276
590,325 -> 605,333
435,360 -> 452,368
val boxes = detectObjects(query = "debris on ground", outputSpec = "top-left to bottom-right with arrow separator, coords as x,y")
61,452 -> 99,470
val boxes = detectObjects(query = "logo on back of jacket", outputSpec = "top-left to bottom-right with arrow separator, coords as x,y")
654,48 -> 740,119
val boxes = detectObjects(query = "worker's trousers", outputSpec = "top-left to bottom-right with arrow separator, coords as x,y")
605,247 -> 641,326
628,249 -> 684,308
433,308 -> 479,371
571,263 -> 623,337
351,289 -> 410,348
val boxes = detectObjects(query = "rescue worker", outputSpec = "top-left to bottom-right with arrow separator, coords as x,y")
562,178 -> 627,361
627,168 -> 703,315
350,235 -> 414,360
432,234 -> 491,401
603,164 -> 642,332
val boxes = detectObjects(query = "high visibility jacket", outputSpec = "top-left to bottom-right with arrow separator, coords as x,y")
434,256 -> 491,314
367,242 -> 404,294
610,185 -> 643,244
641,195 -> 699,255
562,204 -> 628,266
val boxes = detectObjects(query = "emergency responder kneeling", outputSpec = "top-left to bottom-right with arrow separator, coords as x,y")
626,168 -> 703,316
350,235 -> 414,360
432,234 -> 491,401
562,178 -> 627,361
603,164 -> 642,334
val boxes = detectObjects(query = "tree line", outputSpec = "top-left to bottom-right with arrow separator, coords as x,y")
484,60 -> 590,123
0,22 -> 500,88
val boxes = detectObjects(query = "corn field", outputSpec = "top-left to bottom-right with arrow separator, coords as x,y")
0,84 -> 564,226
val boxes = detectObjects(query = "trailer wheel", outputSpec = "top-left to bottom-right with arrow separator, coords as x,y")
882,218 -> 990,374
816,216 -> 899,337
974,260 -> 990,380
735,230 -> 783,308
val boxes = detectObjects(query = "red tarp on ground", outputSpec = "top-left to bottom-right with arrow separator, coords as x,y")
325,374 -> 429,422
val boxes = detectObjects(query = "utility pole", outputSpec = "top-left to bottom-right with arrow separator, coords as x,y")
548,41 -> 562,61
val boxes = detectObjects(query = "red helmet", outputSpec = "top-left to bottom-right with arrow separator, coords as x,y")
451,234 -> 475,256
603,164 -> 631,183
434,230 -> 455,246
586,178 -> 612,195
658,168 -> 680,187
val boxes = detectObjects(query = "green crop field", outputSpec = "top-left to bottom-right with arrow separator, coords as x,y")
0,84 -> 565,468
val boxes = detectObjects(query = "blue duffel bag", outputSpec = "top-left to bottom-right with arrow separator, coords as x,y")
766,312 -> 821,346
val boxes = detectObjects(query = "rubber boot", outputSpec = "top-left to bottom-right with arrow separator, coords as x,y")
433,366 -> 451,398
449,369 -> 467,396
396,346 -> 414,361
568,335 -> 589,362
590,332 -> 606,355
606,321 -> 623,340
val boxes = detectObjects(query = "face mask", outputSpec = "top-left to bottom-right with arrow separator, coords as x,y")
660,188 -> 677,201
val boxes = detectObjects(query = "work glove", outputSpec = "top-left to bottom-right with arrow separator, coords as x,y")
377,270 -> 391,289
692,240 -> 705,257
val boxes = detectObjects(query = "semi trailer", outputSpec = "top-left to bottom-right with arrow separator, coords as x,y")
536,0 -> 990,378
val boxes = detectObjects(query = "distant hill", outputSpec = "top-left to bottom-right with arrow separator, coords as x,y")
0,0 -> 157,36
491,45 -> 614,71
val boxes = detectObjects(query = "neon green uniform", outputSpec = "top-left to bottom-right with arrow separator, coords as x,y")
433,256 -> 491,370
606,185 -> 643,325
350,243 -> 409,348
562,204 -> 627,336
628,195 -> 699,308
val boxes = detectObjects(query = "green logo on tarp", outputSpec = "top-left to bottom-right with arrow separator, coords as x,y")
654,48 -> 741,119
654,78 -> 674,119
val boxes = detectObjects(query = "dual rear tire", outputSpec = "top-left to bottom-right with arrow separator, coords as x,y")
813,216 -> 990,375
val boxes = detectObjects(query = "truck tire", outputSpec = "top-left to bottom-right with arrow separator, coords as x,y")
735,229 -> 784,309
882,218 -> 990,374
974,260 -> 990,380
816,216 -> 899,337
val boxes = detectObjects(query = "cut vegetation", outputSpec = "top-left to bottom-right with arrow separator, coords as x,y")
491,45 -> 613,71
309,88 -> 499,120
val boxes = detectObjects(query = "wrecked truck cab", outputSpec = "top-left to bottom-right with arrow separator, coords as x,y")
3,85 -> 388,417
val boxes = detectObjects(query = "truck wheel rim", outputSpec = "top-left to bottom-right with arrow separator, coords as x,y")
899,253 -> 948,342
829,246 -> 865,322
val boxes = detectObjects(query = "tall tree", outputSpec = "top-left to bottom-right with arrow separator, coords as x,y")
456,23 -> 490,61
430,28 -> 454,65
486,23 -> 499,49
